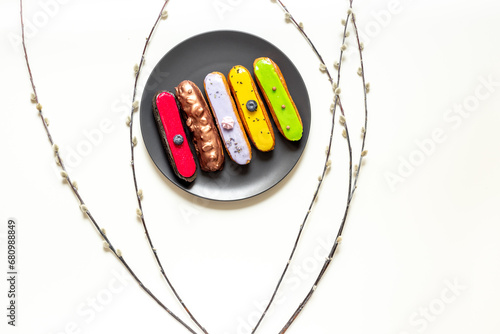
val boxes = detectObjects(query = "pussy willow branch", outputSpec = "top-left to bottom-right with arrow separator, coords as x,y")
127,1 -> 209,334
279,103 -> 353,334
251,1 -> 362,333
350,5 -> 369,199
19,1 -> 198,333
278,1 -> 370,332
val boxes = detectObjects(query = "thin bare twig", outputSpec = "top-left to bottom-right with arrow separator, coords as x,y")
253,1 -> 369,333
350,7 -> 369,199
127,2 -> 209,334
279,101 -> 353,334
278,1 -> 370,332
251,1 -> 352,332
19,1 -> 198,333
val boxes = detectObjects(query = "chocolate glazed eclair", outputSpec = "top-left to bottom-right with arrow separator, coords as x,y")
175,80 -> 225,172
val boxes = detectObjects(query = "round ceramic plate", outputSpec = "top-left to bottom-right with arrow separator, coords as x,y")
140,30 -> 311,201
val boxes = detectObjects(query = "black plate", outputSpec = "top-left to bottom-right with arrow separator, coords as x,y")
140,30 -> 311,201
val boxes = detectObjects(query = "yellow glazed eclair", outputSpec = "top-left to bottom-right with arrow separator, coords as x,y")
228,65 -> 275,152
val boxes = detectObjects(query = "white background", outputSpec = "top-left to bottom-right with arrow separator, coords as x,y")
1,0 -> 500,333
